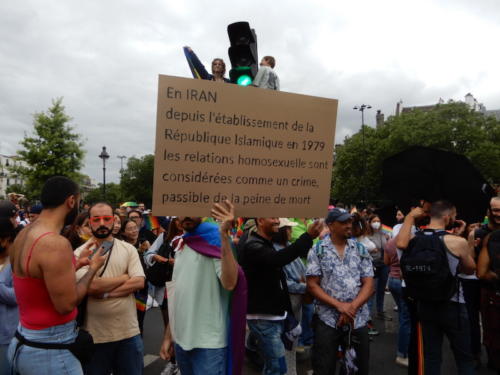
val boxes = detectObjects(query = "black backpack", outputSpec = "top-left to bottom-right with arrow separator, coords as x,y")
145,236 -> 174,287
400,230 -> 457,302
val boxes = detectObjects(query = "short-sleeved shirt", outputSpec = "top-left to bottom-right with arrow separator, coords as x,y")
306,236 -> 374,329
172,244 -> 230,350
75,239 -> 145,343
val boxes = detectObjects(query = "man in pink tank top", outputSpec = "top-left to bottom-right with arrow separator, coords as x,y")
7,176 -> 108,375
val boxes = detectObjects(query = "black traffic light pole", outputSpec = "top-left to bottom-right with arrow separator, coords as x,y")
227,22 -> 258,85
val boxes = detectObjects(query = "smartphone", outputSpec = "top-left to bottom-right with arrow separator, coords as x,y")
90,240 -> 113,258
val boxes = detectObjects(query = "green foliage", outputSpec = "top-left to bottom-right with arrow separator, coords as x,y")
84,183 -> 125,207
11,98 -> 85,199
332,102 -> 500,205
5,184 -> 29,197
120,154 -> 154,208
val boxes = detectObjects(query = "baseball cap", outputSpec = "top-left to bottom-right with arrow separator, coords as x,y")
29,204 -> 43,215
279,218 -> 298,228
0,200 -> 17,218
325,208 -> 352,224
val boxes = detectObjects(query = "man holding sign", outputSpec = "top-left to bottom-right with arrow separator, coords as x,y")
240,217 -> 322,374
160,201 -> 247,375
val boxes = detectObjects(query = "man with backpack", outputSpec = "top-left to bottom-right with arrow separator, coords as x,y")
396,201 -> 476,375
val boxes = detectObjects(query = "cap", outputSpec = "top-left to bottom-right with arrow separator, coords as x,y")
279,218 -> 298,228
29,204 -> 43,215
325,208 -> 352,224
0,200 -> 17,218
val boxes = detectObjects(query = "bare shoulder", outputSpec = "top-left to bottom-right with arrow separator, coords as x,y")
443,234 -> 468,256
37,235 -> 74,267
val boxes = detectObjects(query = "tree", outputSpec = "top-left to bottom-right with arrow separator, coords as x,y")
84,183 -> 125,207
332,102 -> 500,205
11,98 -> 85,198
120,154 -> 154,208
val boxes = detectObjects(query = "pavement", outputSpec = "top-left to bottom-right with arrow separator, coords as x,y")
142,294 -> 496,374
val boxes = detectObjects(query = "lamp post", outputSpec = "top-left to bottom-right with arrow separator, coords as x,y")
98,146 -> 110,199
353,104 -> 372,203
117,155 -> 126,177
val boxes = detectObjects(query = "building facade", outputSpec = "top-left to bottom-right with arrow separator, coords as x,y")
0,154 -> 26,199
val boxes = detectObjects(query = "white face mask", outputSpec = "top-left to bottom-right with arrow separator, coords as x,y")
371,222 -> 381,230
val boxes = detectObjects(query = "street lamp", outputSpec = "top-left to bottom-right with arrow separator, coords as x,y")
98,146 -> 110,198
353,104 -> 372,203
117,155 -> 127,176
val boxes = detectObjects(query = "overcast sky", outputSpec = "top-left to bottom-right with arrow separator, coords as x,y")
1,0 -> 499,184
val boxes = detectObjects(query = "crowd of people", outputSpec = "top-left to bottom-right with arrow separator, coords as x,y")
0,176 -> 499,375
1,55 -> 499,375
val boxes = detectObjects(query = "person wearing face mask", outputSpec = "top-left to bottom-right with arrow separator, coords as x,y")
0,218 -> 18,375
63,212 -> 92,250
7,177 -> 108,375
74,203 -> 146,375
366,215 -> 391,322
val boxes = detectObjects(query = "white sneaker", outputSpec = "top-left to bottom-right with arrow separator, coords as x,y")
396,356 -> 409,367
161,362 -> 180,375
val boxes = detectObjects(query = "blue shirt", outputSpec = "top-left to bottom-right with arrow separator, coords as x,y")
273,243 -> 307,294
306,236 -> 373,329
0,262 -> 18,344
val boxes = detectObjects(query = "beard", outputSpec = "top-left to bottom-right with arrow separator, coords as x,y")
92,225 -> 113,239
64,205 -> 79,226
488,212 -> 500,228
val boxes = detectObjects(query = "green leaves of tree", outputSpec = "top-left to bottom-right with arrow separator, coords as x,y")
332,102 -> 500,205
11,98 -> 85,199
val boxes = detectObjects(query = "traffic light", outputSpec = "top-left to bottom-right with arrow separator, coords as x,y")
227,22 -> 258,86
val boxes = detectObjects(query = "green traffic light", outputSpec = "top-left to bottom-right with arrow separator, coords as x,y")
237,75 -> 253,86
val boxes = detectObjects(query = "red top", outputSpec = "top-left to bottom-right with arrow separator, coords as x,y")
13,232 -> 78,330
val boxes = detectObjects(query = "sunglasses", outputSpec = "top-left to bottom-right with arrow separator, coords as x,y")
89,215 -> 114,224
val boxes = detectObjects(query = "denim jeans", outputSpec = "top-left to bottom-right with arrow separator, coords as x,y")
368,264 -> 389,315
461,278 -> 481,357
311,316 -> 369,375
84,334 -> 144,375
299,303 -> 314,346
247,319 -> 286,375
419,301 -> 475,375
0,344 -> 9,375
174,344 -> 226,375
7,320 -> 82,375
388,277 -> 410,357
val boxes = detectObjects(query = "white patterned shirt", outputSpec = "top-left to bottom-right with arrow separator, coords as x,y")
306,236 -> 374,329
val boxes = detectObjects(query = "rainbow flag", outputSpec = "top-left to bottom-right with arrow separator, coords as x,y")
144,215 -> 160,231
183,222 -> 247,375
381,224 -> 393,236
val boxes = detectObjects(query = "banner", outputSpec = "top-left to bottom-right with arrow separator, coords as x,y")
152,75 -> 338,218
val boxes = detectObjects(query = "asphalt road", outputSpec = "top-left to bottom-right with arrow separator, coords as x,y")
142,295 -> 496,374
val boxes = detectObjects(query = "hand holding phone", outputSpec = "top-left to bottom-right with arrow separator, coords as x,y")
90,240 -> 113,259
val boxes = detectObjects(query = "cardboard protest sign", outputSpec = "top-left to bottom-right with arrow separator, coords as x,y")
152,74 -> 338,218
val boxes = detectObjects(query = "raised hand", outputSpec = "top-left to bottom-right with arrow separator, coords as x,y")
211,200 -> 235,233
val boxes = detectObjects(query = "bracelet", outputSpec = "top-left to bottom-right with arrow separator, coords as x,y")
103,292 -> 109,299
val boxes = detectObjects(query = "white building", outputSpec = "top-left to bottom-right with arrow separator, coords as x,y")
0,154 -> 26,199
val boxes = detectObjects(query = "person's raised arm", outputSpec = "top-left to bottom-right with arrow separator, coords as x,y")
41,237 -> 107,315
183,46 -> 211,80
447,235 -> 476,275
211,200 -> 238,291
396,207 -> 424,250
246,221 -> 322,268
